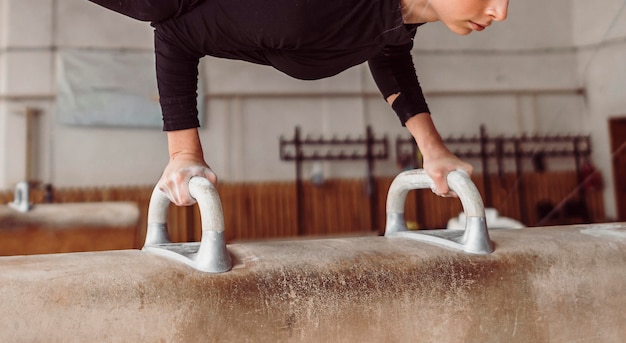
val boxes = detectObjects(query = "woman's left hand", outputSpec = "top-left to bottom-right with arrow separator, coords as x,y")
421,149 -> 473,197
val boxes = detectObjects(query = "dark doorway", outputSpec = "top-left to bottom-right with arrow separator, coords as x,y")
609,117 -> 626,221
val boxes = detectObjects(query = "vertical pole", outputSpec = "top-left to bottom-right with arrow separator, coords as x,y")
573,137 -> 585,198
24,107 -> 40,183
572,137 -> 591,222
514,138 -> 528,224
479,125 -> 492,207
495,138 -> 504,180
295,126 -> 304,236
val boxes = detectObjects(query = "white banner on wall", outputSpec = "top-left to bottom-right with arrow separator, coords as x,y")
56,49 -> 203,128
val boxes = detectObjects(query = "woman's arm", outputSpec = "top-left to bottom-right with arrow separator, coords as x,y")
152,28 -> 218,206
368,40 -> 430,126
403,112 -> 473,196
369,29 -> 472,195
384,91 -> 472,195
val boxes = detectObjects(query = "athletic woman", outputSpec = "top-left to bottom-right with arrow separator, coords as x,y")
88,0 -> 509,205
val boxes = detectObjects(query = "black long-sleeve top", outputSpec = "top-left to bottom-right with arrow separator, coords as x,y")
152,0 -> 429,131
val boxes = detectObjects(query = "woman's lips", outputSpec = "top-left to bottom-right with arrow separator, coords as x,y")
470,21 -> 486,31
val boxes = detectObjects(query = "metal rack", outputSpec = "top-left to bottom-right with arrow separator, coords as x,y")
280,126 -> 389,233
396,125 -> 592,224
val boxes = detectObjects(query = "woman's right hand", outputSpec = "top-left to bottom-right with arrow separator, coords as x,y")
157,153 -> 218,206
159,128 -> 217,206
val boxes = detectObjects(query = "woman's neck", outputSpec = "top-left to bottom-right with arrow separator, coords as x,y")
401,0 -> 437,24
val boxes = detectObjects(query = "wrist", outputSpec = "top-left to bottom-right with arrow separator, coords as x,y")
167,128 -> 204,159
405,113 -> 449,159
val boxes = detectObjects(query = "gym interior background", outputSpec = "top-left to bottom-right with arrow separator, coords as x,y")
0,0 -> 625,252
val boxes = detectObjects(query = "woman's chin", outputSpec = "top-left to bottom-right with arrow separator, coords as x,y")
445,23 -> 473,36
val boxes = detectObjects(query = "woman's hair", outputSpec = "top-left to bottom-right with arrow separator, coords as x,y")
402,0 -> 431,23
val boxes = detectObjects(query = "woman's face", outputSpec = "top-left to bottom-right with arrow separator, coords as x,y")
430,0 -> 509,35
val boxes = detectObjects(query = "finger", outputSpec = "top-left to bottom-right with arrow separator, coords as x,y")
186,166 -> 218,186
458,165 -> 473,176
173,181 -> 197,206
160,176 -> 196,206
438,190 -> 458,198
206,169 -> 217,186
464,165 -> 473,175
433,177 -> 450,196
203,169 -> 218,185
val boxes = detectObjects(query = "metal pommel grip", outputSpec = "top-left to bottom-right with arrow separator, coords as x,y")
385,169 -> 494,254
143,177 -> 232,273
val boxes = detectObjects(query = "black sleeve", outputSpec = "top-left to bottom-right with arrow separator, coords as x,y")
154,29 -> 201,131
367,33 -> 430,126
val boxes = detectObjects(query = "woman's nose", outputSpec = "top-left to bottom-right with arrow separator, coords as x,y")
488,0 -> 509,22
